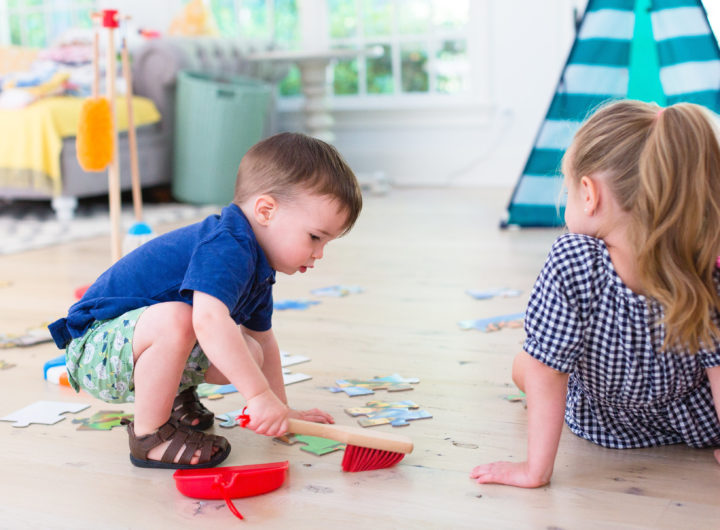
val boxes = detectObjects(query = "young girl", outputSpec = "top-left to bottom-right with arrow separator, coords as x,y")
472,100 -> 720,488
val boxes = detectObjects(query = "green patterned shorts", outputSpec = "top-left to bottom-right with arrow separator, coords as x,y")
65,306 -> 210,403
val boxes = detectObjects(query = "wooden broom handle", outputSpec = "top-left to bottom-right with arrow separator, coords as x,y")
106,25 -> 122,263
92,30 -> 99,98
121,37 -> 142,223
287,418 -> 414,454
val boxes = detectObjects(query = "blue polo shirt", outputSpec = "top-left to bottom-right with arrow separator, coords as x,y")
49,204 -> 275,349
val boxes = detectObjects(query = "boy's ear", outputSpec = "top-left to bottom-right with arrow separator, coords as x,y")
254,194 -> 277,226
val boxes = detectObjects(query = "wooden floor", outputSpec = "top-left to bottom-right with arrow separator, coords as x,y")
1,188 -> 718,529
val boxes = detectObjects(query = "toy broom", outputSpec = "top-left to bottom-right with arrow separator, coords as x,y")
120,34 -> 155,255
238,412 -> 414,472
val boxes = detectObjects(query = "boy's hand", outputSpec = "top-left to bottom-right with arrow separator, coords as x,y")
288,408 -> 335,424
245,389 -> 289,436
470,461 -> 549,488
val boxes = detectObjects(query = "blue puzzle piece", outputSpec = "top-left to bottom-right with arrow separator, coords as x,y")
458,313 -> 525,332
274,299 -> 321,310
466,288 -> 522,300
356,407 -> 433,428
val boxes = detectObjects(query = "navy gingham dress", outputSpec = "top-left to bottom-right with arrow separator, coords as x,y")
524,233 -> 720,449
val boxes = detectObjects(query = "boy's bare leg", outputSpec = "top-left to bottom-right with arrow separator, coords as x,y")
132,302 -> 208,464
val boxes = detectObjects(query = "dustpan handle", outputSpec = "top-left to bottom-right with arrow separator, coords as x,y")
214,479 -> 244,520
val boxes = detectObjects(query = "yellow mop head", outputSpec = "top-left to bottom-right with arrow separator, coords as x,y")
76,97 -> 114,171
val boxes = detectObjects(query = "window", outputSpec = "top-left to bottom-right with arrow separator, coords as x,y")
2,0 -> 95,47
327,0 -> 469,97
209,0 -> 470,99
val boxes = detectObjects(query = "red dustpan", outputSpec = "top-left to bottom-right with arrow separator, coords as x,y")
173,461 -> 289,520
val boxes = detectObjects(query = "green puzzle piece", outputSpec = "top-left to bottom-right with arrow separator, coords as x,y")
274,433 -> 345,455
72,410 -> 134,431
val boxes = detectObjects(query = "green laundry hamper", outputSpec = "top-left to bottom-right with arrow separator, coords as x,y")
172,71 -> 273,205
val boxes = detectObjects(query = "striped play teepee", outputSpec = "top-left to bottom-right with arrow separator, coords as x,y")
504,0 -> 720,228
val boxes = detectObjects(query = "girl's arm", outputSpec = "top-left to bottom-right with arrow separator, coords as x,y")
471,351 -> 569,488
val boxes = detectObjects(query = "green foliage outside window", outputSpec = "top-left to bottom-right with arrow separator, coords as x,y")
363,0 -> 393,37
436,39 -> 466,93
400,43 -> 428,92
367,43 -> 393,94
328,0 -> 357,39
333,56 -> 359,95
211,0 -> 240,35
7,0 -> 94,47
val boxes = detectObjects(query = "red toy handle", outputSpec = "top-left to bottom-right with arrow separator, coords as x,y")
213,478 -> 244,520
101,9 -> 119,28
236,407 -> 251,428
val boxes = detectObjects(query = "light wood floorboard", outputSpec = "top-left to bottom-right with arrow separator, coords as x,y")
0,188 -> 718,529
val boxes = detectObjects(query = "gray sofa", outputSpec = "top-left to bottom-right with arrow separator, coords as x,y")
0,37 -> 287,220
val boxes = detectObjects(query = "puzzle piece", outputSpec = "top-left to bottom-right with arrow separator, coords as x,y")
0,323 -> 53,349
357,409 -> 432,427
0,401 -> 90,427
310,285 -> 364,297
280,351 -> 310,367
215,408 -> 246,428
327,374 -> 420,396
72,410 -> 133,431
273,434 -> 345,455
274,299 -> 321,310
196,383 -> 237,399
345,400 -> 419,416
344,400 -> 431,427
458,313 -> 525,332
466,288 -> 522,300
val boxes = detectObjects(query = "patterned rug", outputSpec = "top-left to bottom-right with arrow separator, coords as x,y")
0,198 -> 220,255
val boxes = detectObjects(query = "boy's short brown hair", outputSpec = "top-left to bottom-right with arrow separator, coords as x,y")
234,132 -> 362,234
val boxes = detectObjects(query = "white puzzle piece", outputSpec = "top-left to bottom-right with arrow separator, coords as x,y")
0,401 -> 90,427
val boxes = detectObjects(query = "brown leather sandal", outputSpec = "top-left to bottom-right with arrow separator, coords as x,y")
125,418 -> 231,469
171,386 -> 215,431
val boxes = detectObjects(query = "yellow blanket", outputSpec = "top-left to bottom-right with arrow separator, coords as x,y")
0,96 -> 161,194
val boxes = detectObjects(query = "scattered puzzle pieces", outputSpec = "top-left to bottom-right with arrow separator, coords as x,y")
458,313 -> 525,332
327,374 -> 420,396
72,410 -> 134,431
345,400 -> 432,427
274,299 -> 321,310
466,288 -> 522,300
310,285 -> 364,297
274,434 -> 345,455
0,401 -> 89,427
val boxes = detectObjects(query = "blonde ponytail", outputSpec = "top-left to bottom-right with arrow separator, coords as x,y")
567,100 -> 720,353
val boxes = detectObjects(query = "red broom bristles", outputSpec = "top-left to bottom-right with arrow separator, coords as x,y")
341,444 -> 405,472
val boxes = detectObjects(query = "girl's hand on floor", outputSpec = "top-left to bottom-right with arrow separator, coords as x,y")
470,461 -> 549,488
288,408 -> 335,424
